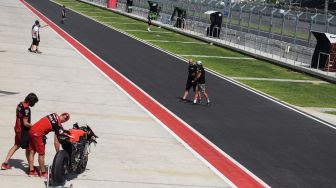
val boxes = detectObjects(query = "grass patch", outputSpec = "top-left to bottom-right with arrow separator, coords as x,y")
325,111 -> 336,115
240,80 -> 336,107
55,0 -> 335,108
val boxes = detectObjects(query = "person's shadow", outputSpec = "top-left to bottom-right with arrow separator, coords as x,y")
8,159 -> 28,173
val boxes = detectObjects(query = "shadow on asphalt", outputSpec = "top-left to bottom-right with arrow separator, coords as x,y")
9,159 -> 27,173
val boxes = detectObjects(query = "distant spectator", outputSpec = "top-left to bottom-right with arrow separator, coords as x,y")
28,20 -> 48,54
193,61 -> 210,105
181,59 -> 197,101
147,14 -> 152,32
61,5 -> 66,24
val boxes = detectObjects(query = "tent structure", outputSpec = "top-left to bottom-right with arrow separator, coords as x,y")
204,11 -> 223,38
311,31 -> 336,72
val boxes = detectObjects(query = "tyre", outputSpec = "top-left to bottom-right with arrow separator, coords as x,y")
76,143 -> 89,174
51,150 -> 70,186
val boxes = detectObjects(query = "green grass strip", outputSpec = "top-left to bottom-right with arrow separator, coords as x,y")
326,111 -> 336,115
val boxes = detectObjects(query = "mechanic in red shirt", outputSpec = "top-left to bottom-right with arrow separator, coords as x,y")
1,93 -> 38,170
27,112 -> 70,178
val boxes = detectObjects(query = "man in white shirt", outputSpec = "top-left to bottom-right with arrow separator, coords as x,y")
28,20 -> 48,54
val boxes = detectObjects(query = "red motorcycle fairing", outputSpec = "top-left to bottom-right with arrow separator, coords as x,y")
68,129 -> 86,143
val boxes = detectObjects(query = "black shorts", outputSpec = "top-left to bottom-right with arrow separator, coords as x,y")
185,81 -> 196,91
32,38 -> 39,46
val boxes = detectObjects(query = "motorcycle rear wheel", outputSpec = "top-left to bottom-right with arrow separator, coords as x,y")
51,150 -> 70,186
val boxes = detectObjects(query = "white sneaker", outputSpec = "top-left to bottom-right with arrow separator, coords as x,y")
147,28 -> 151,32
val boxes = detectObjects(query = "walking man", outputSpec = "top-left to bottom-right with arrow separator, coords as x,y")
147,14 -> 152,32
61,5 -> 66,24
193,61 -> 210,105
28,20 -> 48,54
1,93 -> 39,170
181,59 -> 197,101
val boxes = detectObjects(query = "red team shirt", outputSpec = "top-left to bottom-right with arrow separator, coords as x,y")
30,113 -> 62,136
29,113 -> 63,155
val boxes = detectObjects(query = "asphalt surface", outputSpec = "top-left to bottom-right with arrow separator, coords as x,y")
26,0 -> 336,187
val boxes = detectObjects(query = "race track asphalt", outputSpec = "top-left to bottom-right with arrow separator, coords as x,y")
25,0 -> 336,187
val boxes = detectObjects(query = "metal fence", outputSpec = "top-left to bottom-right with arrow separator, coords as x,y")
79,0 -> 336,78
115,0 -> 317,63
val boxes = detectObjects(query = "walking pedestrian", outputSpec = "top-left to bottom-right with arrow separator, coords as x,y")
1,93 -> 39,170
193,61 -> 210,105
181,59 -> 197,101
61,5 -> 66,24
147,14 -> 152,32
28,20 -> 48,54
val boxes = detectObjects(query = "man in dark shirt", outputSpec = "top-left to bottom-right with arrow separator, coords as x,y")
147,14 -> 152,32
61,5 -> 66,24
1,93 -> 38,170
181,59 -> 197,101
193,61 -> 210,105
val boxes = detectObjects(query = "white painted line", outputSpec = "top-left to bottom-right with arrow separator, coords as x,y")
74,7 -> 95,9
105,22 -> 141,25
91,16 -> 128,19
78,11 -> 103,14
124,29 -> 172,33
232,77 -> 329,84
146,40 -> 206,44
179,55 -> 255,60
58,2 -> 80,4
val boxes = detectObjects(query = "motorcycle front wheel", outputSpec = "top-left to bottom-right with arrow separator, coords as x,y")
51,150 -> 70,186
76,143 -> 89,174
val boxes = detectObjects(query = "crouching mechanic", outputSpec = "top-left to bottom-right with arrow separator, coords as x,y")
28,112 -> 70,178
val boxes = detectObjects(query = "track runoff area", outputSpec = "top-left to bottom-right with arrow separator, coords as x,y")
22,0 -> 336,187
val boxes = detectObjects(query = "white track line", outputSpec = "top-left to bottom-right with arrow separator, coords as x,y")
105,22 -> 142,25
92,16 -> 130,19
179,55 -> 255,60
124,29 -> 172,33
232,77 -> 329,84
146,40 -> 206,44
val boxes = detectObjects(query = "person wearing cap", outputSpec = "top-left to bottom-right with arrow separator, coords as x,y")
1,93 -> 39,170
181,59 -> 197,101
192,61 -> 210,105
28,20 -> 48,54
27,112 -> 70,178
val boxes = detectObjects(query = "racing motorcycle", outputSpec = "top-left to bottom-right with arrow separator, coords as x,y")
49,123 -> 98,186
